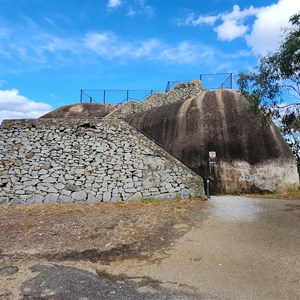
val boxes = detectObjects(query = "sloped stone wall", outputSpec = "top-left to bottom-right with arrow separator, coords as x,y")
105,81 -> 203,119
0,119 -> 204,204
137,80 -> 203,112
104,101 -> 139,119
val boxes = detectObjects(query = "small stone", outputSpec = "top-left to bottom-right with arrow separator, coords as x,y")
124,182 -> 134,188
58,195 -> 73,204
39,174 -> 50,180
0,266 -> 19,277
42,177 -> 56,183
54,183 -> 65,190
125,188 -> 136,193
13,159 -> 22,167
38,169 -> 48,175
61,189 -> 72,196
72,191 -> 87,201
25,152 -> 34,159
124,153 -> 131,160
41,162 -> 52,170
111,194 -> 121,202
127,192 -> 143,202
47,187 -> 58,193
180,188 -> 190,199
23,179 -> 39,187
26,195 -> 44,204
65,183 -> 79,192
103,191 -> 111,202
75,168 -> 85,176
44,193 -> 59,204
87,194 -> 102,204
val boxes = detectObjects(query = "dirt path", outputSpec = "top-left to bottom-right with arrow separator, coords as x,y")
0,196 -> 299,299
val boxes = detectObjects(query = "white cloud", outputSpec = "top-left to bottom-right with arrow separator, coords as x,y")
183,4 -> 259,41
215,20 -> 248,41
246,0 -> 300,55
0,89 -> 52,122
214,5 -> 259,41
182,0 -> 300,55
183,14 -> 219,26
84,31 -> 215,63
107,0 -> 122,9
159,41 -> 214,63
108,0 -> 154,18
127,7 -> 136,17
138,0 -> 155,18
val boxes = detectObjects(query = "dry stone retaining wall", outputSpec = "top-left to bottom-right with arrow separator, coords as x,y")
0,118 -> 204,204
138,80 -> 203,111
104,101 -> 139,119
105,81 -> 203,119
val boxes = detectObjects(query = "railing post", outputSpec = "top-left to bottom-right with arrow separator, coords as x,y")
89,96 -> 92,103
206,179 -> 210,198
126,90 -> 129,102
200,74 -> 202,81
230,73 -> 233,89
165,81 -> 170,92
103,90 -> 106,104
80,90 -> 83,103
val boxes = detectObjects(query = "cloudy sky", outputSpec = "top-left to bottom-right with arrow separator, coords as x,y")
0,0 -> 299,120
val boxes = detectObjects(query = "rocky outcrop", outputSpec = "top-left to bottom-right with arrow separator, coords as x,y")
40,103 -> 114,119
128,89 -> 299,193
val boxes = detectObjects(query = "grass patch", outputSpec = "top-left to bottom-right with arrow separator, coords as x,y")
246,188 -> 300,200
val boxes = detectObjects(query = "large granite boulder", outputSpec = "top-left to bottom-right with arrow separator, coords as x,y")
40,103 -> 114,119
128,89 -> 299,194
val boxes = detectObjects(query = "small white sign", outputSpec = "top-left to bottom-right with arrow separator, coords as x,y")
209,151 -> 216,159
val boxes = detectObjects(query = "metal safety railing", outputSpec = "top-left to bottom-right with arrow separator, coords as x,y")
79,89 -> 162,104
199,73 -> 233,90
165,80 -> 194,92
165,73 -> 234,92
80,73 -> 234,103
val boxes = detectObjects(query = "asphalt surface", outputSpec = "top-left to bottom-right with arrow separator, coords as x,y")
1,196 -> 299,299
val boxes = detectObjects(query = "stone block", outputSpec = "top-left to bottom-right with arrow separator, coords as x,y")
26,194 -> 44,204
125,188 -> 137,193
47,187 -> 58,193
124,182 -> 134,188
58,195 -> 73,204
127,192 -> 143,202
23,179 -> 39,187
44,193 -> 59,204
111,194 -> 121,202
87,194 -> 102,204
103,191 -> 111,202
180,188 -> 190,199
65,183 -> 79,192
71,191 -> 87,201
54,183 -> 65,190
42,177 -> 56,183
38,169 -> 48,175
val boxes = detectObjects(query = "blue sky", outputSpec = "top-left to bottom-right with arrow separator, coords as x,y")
0,0 -> 299,120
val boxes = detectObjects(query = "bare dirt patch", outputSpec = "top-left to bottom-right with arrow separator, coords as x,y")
0,199 -> 207,263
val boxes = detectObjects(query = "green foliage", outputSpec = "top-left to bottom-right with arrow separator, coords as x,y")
237,12 -> 300,170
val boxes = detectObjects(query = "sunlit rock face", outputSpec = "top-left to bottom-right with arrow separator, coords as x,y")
128,89 -> 299,194
40,103 -> 114,119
